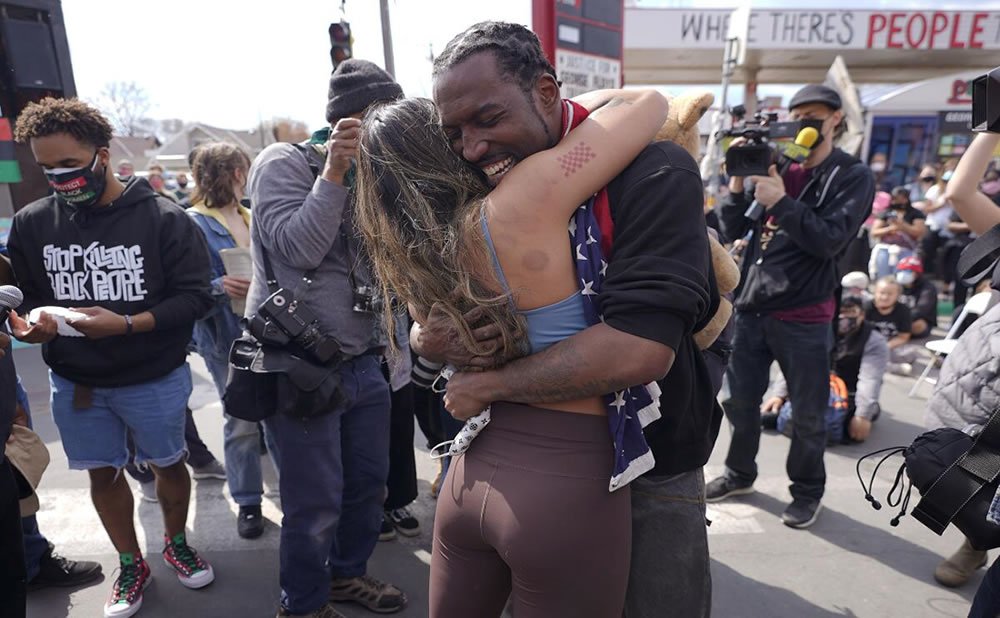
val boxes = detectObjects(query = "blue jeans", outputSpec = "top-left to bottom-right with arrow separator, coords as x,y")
50,365 -> 191,470
721,313 -> 832,501
970,556 -> 1000,618
624,468 -> 711,618
203,355 -> 280,507
263,354 -> 391,614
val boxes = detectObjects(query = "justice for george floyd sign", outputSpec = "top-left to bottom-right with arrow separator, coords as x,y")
629,9 -> 1000,51
557,49 -> 622,98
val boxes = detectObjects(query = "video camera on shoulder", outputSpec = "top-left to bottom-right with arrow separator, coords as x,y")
719,106 -> 822,177
973,66 -> 1000,134
246,287 -> 343,364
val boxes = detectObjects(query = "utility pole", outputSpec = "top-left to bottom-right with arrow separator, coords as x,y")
379,0 -> 395,77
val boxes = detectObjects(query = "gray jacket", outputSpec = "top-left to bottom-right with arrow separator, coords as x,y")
245,143 -> 383,356
925,299 -> 1000,432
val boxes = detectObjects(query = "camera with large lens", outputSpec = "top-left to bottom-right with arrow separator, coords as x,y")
719,106 -> 805,177
973,66 -> 1000,133
248,288 -> 343,364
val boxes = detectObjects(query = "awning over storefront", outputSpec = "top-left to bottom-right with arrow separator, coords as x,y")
625,8 -> 1000,84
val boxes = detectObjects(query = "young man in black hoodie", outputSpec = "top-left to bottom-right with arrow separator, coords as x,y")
710,85 -> 875,528
9,98 -> 215,618
415,22 -> 720,617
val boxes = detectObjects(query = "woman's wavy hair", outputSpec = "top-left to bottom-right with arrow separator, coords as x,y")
190,142 -> 251,208
354,97 -> 526,364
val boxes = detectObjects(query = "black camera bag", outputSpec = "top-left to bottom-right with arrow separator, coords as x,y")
906,414 -> 1000,550
223,245 -> 345,422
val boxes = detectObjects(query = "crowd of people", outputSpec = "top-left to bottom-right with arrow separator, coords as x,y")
1,17 -> 999,618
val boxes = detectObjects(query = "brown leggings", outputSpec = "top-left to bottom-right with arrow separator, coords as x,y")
430,402 -> 631,618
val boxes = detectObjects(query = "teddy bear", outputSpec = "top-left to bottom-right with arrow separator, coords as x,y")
653,91 -> 740,350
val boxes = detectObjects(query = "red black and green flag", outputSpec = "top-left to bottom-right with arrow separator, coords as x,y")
0,118 -> 21,183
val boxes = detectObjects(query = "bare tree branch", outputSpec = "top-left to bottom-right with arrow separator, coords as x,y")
95,81 -> 152,137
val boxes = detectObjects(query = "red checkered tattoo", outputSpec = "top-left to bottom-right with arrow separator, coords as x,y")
557,142 -> 596,177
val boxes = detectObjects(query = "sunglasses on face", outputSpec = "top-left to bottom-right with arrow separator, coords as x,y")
920,176 -> 936,182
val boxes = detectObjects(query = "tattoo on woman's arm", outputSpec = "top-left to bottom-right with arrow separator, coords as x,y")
557,142 -> 596,178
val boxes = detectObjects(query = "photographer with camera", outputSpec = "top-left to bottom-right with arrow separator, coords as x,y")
708,85 -> 875,529
244,60 -> 406,618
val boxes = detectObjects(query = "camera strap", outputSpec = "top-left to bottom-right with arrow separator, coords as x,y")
259,245 -> 317,299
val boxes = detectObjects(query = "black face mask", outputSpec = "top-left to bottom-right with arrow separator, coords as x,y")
45,150 -> 107,208
838,316 -> 860,335
799,118 -> 826,149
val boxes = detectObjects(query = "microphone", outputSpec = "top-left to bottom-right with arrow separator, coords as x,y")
0,285 -> 23,325
744,126 -> 822,222
774,126 -> 821,166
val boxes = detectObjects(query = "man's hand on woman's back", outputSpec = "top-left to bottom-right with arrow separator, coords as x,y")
411,302 -> 504,369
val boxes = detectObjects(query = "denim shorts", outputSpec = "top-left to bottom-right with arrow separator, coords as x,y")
50,365 -> 192,470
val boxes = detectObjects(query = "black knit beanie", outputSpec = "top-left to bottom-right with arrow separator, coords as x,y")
326,59 -> 403,123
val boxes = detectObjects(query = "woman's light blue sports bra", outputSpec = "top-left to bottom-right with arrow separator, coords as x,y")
481,213 -> 588,354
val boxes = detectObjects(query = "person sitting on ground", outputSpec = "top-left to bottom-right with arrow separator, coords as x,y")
895,256 -> 937,339
868,186 -> 926,280
841,271 -> 872,303
762,295 -> 888,444
865,277 -> 918,375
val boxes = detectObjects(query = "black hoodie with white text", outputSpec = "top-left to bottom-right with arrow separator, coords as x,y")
7,177 -> 213,387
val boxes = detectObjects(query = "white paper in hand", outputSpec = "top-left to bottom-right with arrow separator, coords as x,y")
28,306 -> 86,337
220,247 -> 253,316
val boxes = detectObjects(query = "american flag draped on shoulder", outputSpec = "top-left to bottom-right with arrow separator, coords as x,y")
563,100 -> 660,491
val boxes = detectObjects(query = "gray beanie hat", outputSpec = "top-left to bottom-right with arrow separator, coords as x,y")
326,59 -> 403,122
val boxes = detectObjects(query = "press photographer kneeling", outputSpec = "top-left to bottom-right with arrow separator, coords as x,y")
710,84 -> 875,530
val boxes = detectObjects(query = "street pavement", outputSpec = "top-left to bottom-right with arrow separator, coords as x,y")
18,344 -> 982,618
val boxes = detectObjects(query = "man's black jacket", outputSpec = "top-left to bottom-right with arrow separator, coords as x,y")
602,141 -> 722,476
720,148 -> 875,313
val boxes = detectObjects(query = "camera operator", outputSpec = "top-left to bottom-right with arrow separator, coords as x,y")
244,60 -> 406,617
708,85 -> 875,529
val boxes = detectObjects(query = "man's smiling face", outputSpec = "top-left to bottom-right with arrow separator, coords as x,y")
433,51 -> 559,187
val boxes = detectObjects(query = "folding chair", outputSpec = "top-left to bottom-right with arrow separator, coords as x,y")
908,291 -> 994,397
